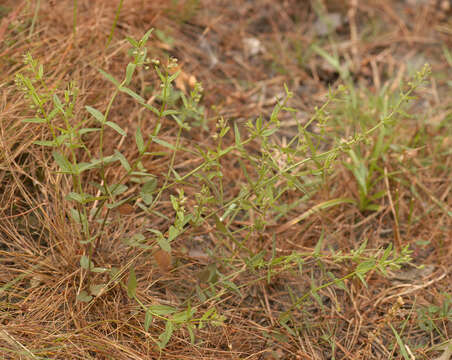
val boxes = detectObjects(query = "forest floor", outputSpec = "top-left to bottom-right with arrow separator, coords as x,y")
0,0 -> 451,359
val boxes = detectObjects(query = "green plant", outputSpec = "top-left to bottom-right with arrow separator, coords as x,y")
313,44 -> 431,213
417,293 -> 452,336
15,27 -> 431,350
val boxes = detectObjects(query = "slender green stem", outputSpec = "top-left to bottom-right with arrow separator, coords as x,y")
73,0 -> 78,39
106,0 -> 124,47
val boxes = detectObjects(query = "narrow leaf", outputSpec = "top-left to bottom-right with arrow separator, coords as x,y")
168,225 -> 179,242
168,70 -> 180,83
22,117 -> 46,123
144,309 -> 152,332
187,323 -> 195,344
105,121 -> 126,136
158,321 -> 173,349
119,86 -> 145,103
98,68 -> 120,87
141,103 -> 160,115
52,151 -> 72,173
148,304 -> 177,315
80,255 -> 91,270
76,290 -> 92,303
114,150 -> 131,171
151,137 -> 177,151
125,63 -> 136,85
162,109 -> 179,116
140,28 -> 154,45
127,267 -> 137,298
156,236 -> 171,253
234,122 -> 242,147
66,192 -> 85,203
125,36 -> 139,47
34,140 -> 56,147
135,126 -> 145,153
85,106 -> 105,123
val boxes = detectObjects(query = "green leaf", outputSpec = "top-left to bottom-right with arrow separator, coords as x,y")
187,323 -> 195,344
234,122 -> 242,148
312,44 -> 348,79
119,86 -> 145,103
200,307 -> 215,323
313,230 -> 324,257
140,179 -> 157,205
144,309 -> 152,332
162,109 -> 179,116
171,168 -> 181,180
52,151 -> 73,173
328,272 -> 347,291
127,267 -> 137,299
110,184 -> 128,196
170,195 -> 178,211
142,178 -> 157,193
76,290 -> 92,303
80,255 -> 91,270
369,189 -> 386,201
125,36 -> 139,48
173,308 -> 195,323
98,68 -> 120,87
141,194 -> 153,206
66,192 -> 85,203
151,137 -> 177,151
261,127 -> 278,137
105,121 -> 126,136
223,280 -> 241,297
70,208 -> 84,224
158,320 -> 173,349
76,161 -> 97,173
125,63 -> 136,85
54,133 -> 69,147
135,126 -> 145,153
89,283 -> 106,296
38,64 -> 44,79
86,105 -> 105,123
214,214 -> 228,235
148,304 -> 177,315
270,103 -> 281,122
114,150 -> 131,172
106,198 -> 131,210
381,244 -> 393,262
140,28 -> 154,46
389,324 -> 410,360
86,155 -> 118,171
122,233 -> 152,249
34,140 -> 56,147
53,94 -> 65,114
356,259 -> 376,276
168,225 -> 179,242
168,70 -> 180,83
48,107 -> 59,121
156,236 -> 171,253
22,117 -> 46,123
364,203 -> 380,212
109,267 -> 120,281
141,103 -> 160,116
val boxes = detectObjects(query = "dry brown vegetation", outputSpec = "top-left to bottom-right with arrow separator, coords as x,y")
0,0 -> 451,359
